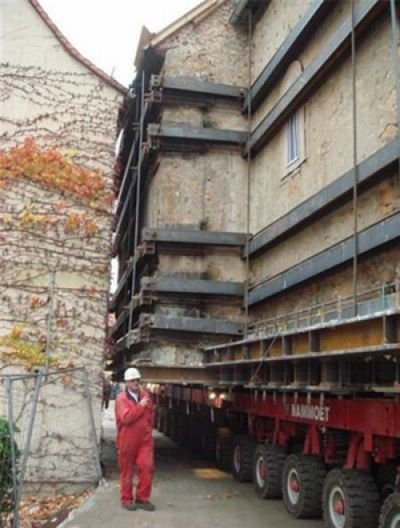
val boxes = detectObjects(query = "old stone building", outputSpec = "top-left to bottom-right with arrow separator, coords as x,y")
111,0 -> 399,391
1,0 -> 123,488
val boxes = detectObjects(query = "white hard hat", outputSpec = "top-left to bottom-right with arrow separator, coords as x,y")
124,367 -> 141,381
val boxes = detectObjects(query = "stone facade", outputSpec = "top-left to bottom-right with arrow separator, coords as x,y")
1,0 -> 123,488
248,1 -> 399,319
112,1 -> 399,387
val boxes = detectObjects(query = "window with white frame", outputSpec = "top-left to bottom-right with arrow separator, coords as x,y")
281,61 -> 305,176
287,113 -> 299,165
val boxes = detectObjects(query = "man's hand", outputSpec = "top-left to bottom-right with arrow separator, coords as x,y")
139,396 -> 150,407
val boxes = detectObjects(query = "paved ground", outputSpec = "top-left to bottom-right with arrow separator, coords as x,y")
60,403 -> 323,528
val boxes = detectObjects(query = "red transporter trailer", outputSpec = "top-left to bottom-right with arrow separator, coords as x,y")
150,290 -> 400,528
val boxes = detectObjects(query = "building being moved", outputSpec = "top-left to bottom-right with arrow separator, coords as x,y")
110,1 -> 400,526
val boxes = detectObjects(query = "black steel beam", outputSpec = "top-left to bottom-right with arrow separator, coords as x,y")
248,212 -> 400,306
113,147 -> 158,254
230,0 -> 270,26
244,0 -> 335,113
206,344 -> 400,367
139,314 -> 244,336
109,258 -> 136,312
142,227 -> 247,247
151,75 -> 245,100
248,139 -> 400,257
141,276 -> 244,297
108,309 -> 128,339
116,101 -> 159,217
244,0 -> 387,157
148,123 -> 247,148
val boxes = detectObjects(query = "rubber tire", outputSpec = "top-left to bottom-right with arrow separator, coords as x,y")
376,464 -> 397,501
253,444 -> 286,499
379,492 -> 400,528
323,469 -> 380,528
201,425 -> 216,461
232,435 -> 257,483
216,436 -> 233,471
282,454 -> 326,518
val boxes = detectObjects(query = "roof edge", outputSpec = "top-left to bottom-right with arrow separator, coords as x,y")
150,0 -> 227,48
28,0 -> 127,94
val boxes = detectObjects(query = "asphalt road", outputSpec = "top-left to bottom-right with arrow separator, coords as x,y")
60,403 -> 323,528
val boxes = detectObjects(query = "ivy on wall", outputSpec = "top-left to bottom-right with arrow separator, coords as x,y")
0,138 -> 113,212
0,139 -> 112,371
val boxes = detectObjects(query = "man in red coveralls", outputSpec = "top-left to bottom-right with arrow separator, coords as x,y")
115,367 -> 155,511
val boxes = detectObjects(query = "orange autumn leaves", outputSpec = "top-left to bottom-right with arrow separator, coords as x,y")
0,138 -> 113,212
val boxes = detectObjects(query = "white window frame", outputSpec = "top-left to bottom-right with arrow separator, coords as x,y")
287,113 -> 299,165
281,61 -> 306,177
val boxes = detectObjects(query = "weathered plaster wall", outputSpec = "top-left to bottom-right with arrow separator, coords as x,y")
251,173 -> 400,285
250,246 -> 400,323
251,12 -> 397,235
1,0 -> 121,171
158,251 -> 244,283
145,151 -> 248,233
248,9 -> 398,316
252,1 -> 349,128
0,0 -> 122,487
159,0 -> 249,86
252,0 -> 310,82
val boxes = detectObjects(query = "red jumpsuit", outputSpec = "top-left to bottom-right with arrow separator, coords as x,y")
115,388 -> 154,505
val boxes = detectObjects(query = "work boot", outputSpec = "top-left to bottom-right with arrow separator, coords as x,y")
122,502 -> 137,511
135,500 -> 155,511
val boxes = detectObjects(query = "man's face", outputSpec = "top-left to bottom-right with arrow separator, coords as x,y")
126,378 -> 140,391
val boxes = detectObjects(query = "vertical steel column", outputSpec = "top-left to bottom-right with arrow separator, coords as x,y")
6,377 -> 18,528
351,0 -> 359,316
128,73 -> 146,338
82,368 -> 104,483
244,11 -> 253,337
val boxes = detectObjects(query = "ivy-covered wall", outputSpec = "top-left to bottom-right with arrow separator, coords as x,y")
0,0 -> 123,488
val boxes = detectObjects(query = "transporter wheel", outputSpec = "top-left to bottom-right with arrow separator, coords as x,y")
188,416 -> 202,453
169,411 -> 177,440
282,454 -> 326,518
253,444 -> 286,499
379,492 -> 400,528
215,435 -> 233,471
175,413 -> 187,445
201,424 -> 216,460
323,469 -> 380,528
376,464 -> 397,501
232,435 -> 257,483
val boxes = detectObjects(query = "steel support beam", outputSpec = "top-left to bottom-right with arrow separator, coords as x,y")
206,344 -> 400,367
244,0 -> 387,157
108,309 -> 129,339
136,366 -> 216,384
116,101 -> 159,218
243,0 -> 334,113
151,75 -> 245,100
142,227 -> 247,247
248,212 -> 400,306
148,123 -> 247,149
229,0 -> 270,26
138,314 -> 244,336
248,139 -> 399,257
141,276 -> 244,297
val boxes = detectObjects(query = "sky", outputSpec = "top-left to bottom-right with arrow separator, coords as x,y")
39,0 -> 202,87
